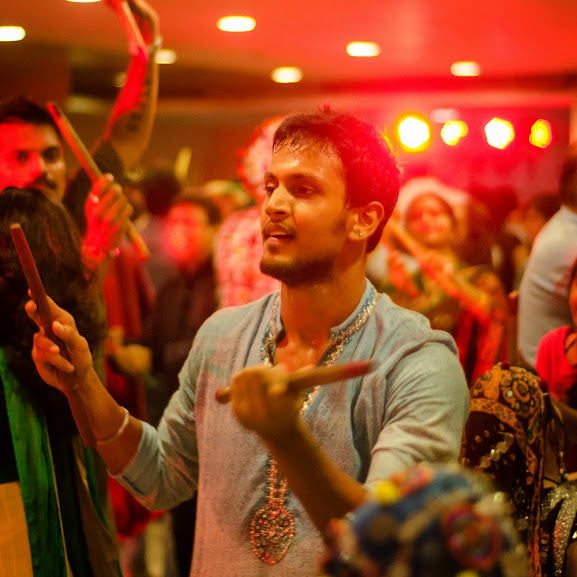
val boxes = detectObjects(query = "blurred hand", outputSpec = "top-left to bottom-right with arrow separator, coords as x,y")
83,174 -> 133,265
109,344 -> 152,377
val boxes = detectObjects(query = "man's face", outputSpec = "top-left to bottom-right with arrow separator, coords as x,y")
260,141 -> 352,286
0,122 -> 66,202
164,203 -> 216,272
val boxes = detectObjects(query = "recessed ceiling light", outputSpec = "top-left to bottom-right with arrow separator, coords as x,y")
155,49 -> 177,64
0,26 -> 26,42
271,67 -> 303,84
450,61 -> 481,77
217,16 -> 256,32
346,42 -> 380,57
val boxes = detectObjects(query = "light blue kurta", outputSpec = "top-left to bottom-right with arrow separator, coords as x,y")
116,281 -> 469,576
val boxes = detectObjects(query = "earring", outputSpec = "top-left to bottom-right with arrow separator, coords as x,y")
358,231 -> 363,237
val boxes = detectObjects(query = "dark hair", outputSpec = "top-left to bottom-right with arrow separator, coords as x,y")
0,187 -> 106,445
139,169 -> 182,217
526,192 -> 560,221
272,107 -> 401,252
171,194 -> 222,227
559,141 -> 577,207
0,96 -> 60,136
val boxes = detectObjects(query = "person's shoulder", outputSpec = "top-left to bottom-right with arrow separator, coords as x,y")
373,292 -> 458,353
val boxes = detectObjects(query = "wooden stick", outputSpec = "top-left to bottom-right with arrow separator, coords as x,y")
116,0 -> 148,57
46,102 -> 150,261
215,359 -> 375,404
10,224 -> 96,447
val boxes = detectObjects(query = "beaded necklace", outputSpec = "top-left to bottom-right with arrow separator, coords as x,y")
250,287 -> 378,563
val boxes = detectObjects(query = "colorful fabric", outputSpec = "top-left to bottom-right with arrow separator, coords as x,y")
382,263 -> 508,383
460,362 -> 577,577
0,348 -> 121,577
320,462 -> 529,577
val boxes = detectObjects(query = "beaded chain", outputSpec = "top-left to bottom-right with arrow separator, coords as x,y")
249,287 -> 378,563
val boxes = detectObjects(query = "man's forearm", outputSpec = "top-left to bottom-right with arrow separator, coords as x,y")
103,47 -> 159,168
70,365 -> 143,474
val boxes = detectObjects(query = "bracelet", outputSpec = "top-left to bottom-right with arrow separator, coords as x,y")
96,407 -> 130,446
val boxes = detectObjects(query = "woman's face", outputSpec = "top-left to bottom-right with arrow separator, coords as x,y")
406,193 -> 455,249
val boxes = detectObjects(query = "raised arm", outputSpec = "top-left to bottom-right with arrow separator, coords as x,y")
100,0 -> 160,169
25,295 -> 143,474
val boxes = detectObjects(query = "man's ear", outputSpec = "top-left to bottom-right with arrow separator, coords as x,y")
348,201 -> 385,241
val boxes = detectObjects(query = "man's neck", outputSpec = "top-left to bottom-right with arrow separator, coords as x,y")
278,270 -> 367,350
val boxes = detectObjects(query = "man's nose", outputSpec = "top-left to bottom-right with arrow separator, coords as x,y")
29,153 -> 47,178
265,187 -> 290,216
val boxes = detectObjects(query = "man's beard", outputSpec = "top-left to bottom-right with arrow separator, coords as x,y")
260,254 -> 336,287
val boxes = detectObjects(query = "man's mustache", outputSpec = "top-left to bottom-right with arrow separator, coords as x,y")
30,174 -> 58,192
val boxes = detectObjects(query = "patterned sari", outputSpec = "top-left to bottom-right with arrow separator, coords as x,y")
460,363 -> 577,577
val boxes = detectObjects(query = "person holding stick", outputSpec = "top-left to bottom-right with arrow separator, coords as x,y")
27,108 -> 469,577
0,0 -> 160,276
0,187 -> 119,577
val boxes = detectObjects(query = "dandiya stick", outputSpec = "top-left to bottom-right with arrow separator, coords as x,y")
11,223 -> 96,447
46,102 -> 150,261
215,359 -> 375,404
115,0 -> 148,57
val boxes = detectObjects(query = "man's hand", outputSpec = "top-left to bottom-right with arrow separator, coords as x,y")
82,174 -> 133,267
229,364 -> 306,440
25,296 -> 94,393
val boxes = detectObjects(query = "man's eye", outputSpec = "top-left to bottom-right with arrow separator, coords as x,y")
43,148 -> 61,164
264,184 -> 276,196
15,151 -> 30,164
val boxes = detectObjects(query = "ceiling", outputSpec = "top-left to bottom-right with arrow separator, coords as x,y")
2,0 -> 577,113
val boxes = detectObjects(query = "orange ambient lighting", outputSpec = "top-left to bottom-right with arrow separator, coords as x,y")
217,16 -> 256,32
485,118 -> 515,149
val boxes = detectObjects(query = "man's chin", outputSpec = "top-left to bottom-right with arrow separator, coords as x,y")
259,257 -> 334,287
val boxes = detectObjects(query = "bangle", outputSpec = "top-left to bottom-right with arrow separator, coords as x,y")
96,407 -> 130,446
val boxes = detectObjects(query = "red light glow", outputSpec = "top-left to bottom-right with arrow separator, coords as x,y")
529,119 -> 552,149
485,118 -> 515,149
396,114 -> 431,152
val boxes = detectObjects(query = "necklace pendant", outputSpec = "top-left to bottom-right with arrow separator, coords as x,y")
250,503 -> 295,563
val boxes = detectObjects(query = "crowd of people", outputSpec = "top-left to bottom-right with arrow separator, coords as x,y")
2,3 -> 577,577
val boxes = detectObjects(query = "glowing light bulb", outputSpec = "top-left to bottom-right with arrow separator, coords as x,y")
155,49 -> 177,64
217,16 -> 256,32
271,67 -> 303,83
441,121 -> 468,146
450,61 -> 481,77
346,42 -> 381,57
0,26 -> 26,41
529,119 -> 552,149
396,115 -> 431,152
485,118 -> 515,149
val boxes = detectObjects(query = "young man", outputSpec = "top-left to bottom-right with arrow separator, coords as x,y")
517,140 -> 577,367
28,109 -> 469,576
